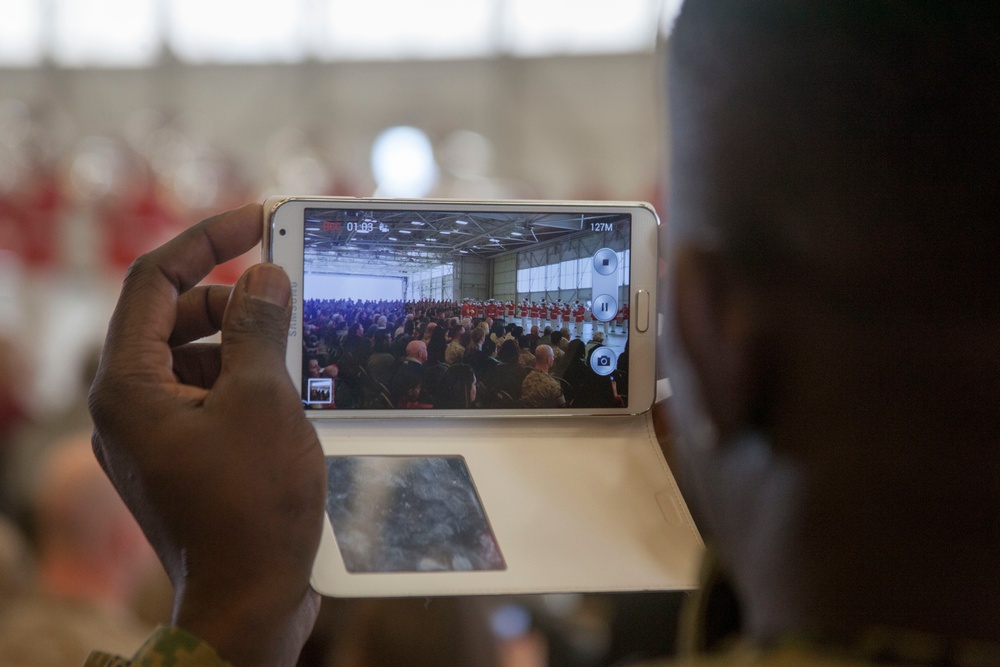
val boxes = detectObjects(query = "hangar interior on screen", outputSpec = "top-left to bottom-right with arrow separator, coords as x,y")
301,207 -> 633,411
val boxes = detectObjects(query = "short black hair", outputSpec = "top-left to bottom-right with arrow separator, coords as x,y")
668,1 -> 999,319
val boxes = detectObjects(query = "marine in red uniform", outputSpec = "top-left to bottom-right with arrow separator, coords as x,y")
573,300 -> 586,338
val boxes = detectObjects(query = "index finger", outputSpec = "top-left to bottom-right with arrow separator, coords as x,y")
100,204 -> 264,383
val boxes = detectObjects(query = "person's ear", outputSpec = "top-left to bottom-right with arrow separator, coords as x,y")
672,246 -> 772,442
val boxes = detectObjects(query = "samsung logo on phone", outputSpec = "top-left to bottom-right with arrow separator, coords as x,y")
289,281 -> 299,338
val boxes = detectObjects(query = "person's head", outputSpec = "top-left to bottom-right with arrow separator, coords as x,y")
396,372 -> 423,404
372,330 -> 391,354
566,338 -> 585,362
404,340 -> 428,364
306,357 -> 321,378
429,323 -> 446,345
533,345 -> 554,372
390,334 -> 412,359
469,328 -> 485,349
498,339 -> 520,364
437,364 -> 477,409
665,0 -> 999,643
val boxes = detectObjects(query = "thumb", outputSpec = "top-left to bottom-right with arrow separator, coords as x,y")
220,263 -> 294,378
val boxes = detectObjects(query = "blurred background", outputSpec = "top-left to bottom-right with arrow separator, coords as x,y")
0,0 -> 682,417
0,1 -> 688,665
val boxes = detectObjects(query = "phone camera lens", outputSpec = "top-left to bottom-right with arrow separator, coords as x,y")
279,229 -> 286,236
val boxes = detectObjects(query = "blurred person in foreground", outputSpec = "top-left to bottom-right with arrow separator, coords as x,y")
317,597 -> 503,667
660,1 -> 999,664
83,2 -> 998,666
0,435 -> 157,665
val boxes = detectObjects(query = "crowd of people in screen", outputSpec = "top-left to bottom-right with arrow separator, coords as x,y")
302,297 -> 628,411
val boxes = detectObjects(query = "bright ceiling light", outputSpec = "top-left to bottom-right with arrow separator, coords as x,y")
371,126 -> 438,198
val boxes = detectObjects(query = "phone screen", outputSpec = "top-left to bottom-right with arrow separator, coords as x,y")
299,206 -> 632,411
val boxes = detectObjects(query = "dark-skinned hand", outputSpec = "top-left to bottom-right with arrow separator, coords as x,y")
89,204 -> 326,666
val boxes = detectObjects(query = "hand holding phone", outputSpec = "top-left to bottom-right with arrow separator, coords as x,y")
90,205 -> 326,662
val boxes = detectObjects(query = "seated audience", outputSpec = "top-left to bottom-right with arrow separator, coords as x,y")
444,326 -> 467,365
520,345 -> 566,408
487,340 -> 530,407
435,364 -> 478,409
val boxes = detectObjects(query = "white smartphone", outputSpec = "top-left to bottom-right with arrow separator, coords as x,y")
263,196 -> 659,418
261,197 -> 702,597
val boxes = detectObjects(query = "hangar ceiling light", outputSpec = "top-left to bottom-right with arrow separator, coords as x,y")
302,207 -> 626,276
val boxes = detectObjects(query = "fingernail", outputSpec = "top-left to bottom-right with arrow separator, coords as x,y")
246,264 -> 290,307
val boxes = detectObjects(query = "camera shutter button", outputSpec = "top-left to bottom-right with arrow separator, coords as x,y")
589,346 -> 618,376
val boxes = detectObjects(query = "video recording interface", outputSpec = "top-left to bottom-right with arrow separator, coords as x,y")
300,206 -> 633,411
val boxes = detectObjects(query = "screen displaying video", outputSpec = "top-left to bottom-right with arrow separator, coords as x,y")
326,456 -> 505,573
301,207 -> 632,410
